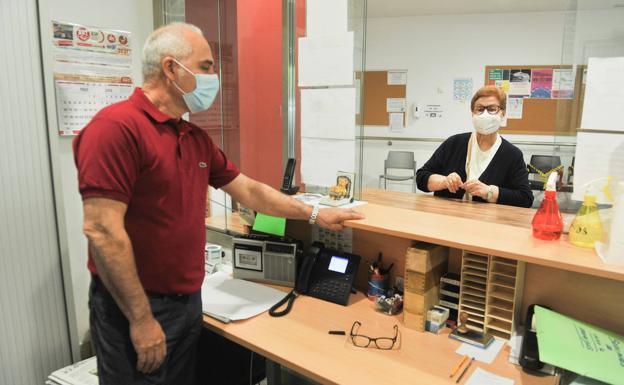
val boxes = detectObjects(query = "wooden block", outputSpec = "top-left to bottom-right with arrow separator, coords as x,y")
404,286 -> 440,313
405,263 -> 447,293
404,309 -> 426,332
405,243 -> 449,273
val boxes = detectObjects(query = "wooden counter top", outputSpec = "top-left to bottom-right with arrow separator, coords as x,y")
350,189 -> 624,282
204,289 -> 555,385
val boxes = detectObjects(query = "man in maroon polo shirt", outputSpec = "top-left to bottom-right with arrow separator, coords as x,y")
74,22 -> 364,385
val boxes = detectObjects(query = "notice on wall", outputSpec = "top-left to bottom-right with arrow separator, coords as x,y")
487,69 -> 510,85
52,21 -> 133,136
387,70 -> 407,85
508,69 -> 531,97
552,68 -> 575,99
580,57 -> 624,133
389,112 -> 404,132
530,69 -> 553,99
424,104 -> 443,118
386,98 -> 406,112
453,78 -> 473,101
506,97 -> 524,119
298,32 -> 354,87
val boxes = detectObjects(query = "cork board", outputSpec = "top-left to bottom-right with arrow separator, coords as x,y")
358,71 -> 407,126
484,65 -> 585,135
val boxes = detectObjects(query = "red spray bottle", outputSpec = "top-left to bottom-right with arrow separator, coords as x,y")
532,172 -> 563,240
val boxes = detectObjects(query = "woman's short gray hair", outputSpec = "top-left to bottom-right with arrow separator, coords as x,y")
142,22 -> 203,81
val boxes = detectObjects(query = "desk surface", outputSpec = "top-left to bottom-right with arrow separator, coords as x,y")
204,290 -> 555,385
352,188 -> 624,282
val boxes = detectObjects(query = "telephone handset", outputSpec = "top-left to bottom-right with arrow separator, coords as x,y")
269,242 -> 361,317
280,158 -> 299,195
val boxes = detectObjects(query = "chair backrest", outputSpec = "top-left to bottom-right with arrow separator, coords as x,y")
385,151 -> 416,173
528,155 -> 562,174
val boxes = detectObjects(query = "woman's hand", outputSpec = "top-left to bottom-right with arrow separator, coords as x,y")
464,180 -> 495,201
445,172 -> 464,193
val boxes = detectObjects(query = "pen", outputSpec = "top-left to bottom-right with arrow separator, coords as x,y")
449,355 -> 469,378
455,357 -> 474,383
328,330 -> 345,335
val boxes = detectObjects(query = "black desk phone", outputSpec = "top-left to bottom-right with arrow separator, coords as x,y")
269,242 -> 361,317
280,158 -> 299,195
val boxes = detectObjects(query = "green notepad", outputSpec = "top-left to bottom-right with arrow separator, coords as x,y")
535,306 -> 624,385
252,213 -> 286,237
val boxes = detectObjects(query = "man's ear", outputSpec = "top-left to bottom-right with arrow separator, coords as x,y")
161,56 -> 176,81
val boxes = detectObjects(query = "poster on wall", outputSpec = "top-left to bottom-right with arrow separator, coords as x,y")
424,104 -> 443,118
52,21 -> 133,136
508,69 -> 531,97
453,78 -> 473,101
530,69 -> 553,99
488,69 -> 510,93
552,68 -> 575,99
506,97 -> 523,119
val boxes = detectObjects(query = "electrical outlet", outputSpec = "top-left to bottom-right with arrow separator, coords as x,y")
395,276 -> 404,292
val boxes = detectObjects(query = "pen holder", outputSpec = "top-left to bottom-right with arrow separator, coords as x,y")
367,273 -> 387,301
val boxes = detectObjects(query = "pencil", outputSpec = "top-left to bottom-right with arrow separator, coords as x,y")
455,357 -> 474,383
449,355 -> 469,378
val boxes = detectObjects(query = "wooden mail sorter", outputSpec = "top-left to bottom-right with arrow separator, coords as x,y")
457,251 -> 525,340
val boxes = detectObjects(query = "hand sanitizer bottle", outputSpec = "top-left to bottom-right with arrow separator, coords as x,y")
532,173 -> 563,240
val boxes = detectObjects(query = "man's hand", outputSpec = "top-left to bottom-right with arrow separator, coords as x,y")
316,208 -> 365,231
445,172 -> 464,193
463,180 -> 489,200
130,316 -> 167,374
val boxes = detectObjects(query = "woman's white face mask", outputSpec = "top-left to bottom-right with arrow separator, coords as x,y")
472,111 -> 503,135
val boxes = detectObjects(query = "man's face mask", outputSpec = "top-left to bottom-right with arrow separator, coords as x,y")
171,59 -> 219,113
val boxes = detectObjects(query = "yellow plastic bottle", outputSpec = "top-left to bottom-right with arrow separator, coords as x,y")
569,191 -> 603,248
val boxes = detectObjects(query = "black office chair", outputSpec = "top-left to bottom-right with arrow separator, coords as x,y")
527,155 -> 562,190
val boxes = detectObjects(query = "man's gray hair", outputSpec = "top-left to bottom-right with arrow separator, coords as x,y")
142,22 -> 203,81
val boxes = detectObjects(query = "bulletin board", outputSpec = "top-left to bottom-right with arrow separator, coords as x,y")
357,71 -> 407,126
484,65 -> 585,135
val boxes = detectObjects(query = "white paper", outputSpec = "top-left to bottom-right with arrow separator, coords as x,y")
301,88 -> 356,140
424,104 -> 443,118
201,272 -> 286,322
552,68 -> 575,99
465,367 -> 514,385
453,78 -> 473,101
508,69 -> 531,97
389,112 -> 404,132
506,97 -> 523,119
581,57 -> 624,132
49,357 -> 98,385
301,138 -> 355,186
387,70 -> 407,85
52,21 -> 132,136
572,131 -> 624,203
306,0 -> 347,37
386,98 -> 406,112
456,338 -> 505,364
55,81 -> 133,134
298,33 -> 354,87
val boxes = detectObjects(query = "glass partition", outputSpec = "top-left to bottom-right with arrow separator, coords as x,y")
361,0 -> 623,213
162,0 -> 287,234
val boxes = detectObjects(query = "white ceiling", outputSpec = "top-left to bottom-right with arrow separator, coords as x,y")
366,0 -> 623,18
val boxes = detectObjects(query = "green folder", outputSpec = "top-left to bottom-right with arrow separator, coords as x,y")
535,306 -> 624,385
252,213 -> 286,237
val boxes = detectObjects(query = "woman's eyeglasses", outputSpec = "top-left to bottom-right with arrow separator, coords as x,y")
473,105 -> 502,115
349,321 -> 398,350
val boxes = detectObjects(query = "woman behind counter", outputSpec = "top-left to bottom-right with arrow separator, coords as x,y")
416,86 -> 533,208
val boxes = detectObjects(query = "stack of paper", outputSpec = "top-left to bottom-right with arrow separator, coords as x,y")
47,357 -> 98,385
201,272 -> 287,323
